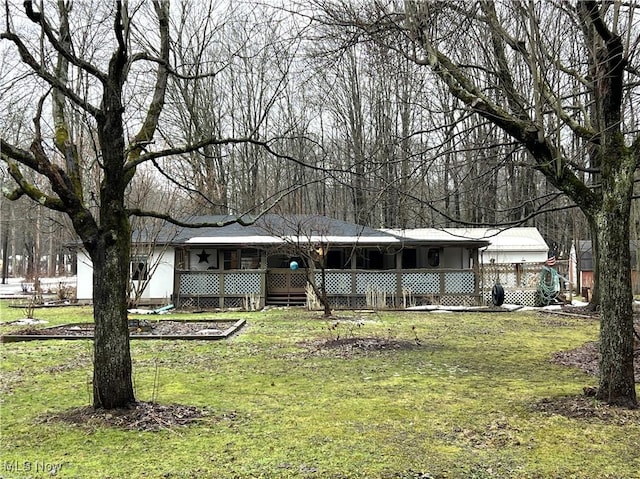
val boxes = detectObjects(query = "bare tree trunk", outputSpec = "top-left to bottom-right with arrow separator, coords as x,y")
592,151 -> 636,407
90,226 -> 134,409
10,208 -> 18,277
1,223 -> 8,283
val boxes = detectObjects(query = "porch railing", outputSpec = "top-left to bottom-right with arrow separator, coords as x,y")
314,269 -> 476,296
174,268 -> 481,309
176,270 -> 264,309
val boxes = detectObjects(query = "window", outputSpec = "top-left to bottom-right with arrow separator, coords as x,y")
428,248 -> 440,267
368,250 -> 384,269
224,249 -> 262,270
240,249 -> 261,269
175,249 -> 186,270
223,250 -> 238,270
131,256 -> 148,281
192,248 -> 218,270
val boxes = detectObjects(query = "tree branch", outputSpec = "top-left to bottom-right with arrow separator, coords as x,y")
52,0 -> 83,199
22,0 -> 107,82
127,183 -> 314,229
0,31 -> 101,116
480,1 -> 531,123
4,161 -> 65,211
0,139 -> 38,170
127,209 -> 262,228
126,136 -> 353,175
126,1 -> 170,164
404,0 -> 598,213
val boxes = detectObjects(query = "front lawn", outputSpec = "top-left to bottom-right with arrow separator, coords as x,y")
1,303 -> 638,478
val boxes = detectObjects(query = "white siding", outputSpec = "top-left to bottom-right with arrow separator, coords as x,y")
481,249 -> 547,264
76,250 -> 93,302
76,247 -> 175,303
138,248 -> 175,301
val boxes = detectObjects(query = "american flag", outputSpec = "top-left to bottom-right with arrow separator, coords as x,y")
545,254 -> 557,266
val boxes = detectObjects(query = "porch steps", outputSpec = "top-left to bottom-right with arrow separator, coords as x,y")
266,292 -> 307,307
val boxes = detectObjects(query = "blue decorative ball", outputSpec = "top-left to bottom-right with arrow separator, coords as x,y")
289,261 -> 299,270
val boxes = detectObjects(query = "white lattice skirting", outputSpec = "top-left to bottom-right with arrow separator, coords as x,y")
483,289 -> 538,306
177,270 -> 484,310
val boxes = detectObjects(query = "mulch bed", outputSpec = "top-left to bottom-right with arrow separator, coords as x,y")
532,395 -> 640,424
552,341 -> 640,381
43,401 -> 219,432
299,337 -> 428,359
1,319 -> 245,342
538,305 -> 640,418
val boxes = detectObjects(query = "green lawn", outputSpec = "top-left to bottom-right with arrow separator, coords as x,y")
1,302 -> 639,479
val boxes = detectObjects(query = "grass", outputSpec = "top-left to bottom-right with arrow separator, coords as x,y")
1,302 -> 639,479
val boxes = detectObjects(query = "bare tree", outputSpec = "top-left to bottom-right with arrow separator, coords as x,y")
314,0 -> 640,407
262,214 -> 334,316
0,1 -> 302,409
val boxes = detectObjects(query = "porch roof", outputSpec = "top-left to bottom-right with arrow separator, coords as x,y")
173,214 -> 401,247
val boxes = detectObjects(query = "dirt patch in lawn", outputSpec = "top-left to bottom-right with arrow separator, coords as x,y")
543,306 -> 640,418
43,401 -> 227,432
552,340 -> 640,380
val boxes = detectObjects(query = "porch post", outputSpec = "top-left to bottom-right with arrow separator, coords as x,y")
351,248 -> 358,308
472,248 -> 481,306
396,248 -> 403,309
260,250 -> 267,308
218,250 -> 225,308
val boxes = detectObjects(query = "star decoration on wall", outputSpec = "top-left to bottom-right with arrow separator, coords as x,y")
197,249 -> 210,264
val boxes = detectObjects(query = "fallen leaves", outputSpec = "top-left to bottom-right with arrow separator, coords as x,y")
44,401 -> 212,432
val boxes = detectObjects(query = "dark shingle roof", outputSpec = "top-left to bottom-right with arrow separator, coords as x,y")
172,214 -> 396,245
133,214 -> 490,248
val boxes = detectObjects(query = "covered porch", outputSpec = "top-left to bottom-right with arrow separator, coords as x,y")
173,245 -> 484,310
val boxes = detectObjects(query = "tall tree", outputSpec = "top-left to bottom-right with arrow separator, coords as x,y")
0,1 -> 297,409
1,0 -> 172,409
161,1 -> 313,217
317,0 -> 639,407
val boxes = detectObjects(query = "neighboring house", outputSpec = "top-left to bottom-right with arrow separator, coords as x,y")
388,227 -> 550,306
570,240 -> 639,295
76,214 -> 490,309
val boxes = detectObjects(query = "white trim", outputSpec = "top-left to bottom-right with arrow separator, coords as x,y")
185,235 -> 400,245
